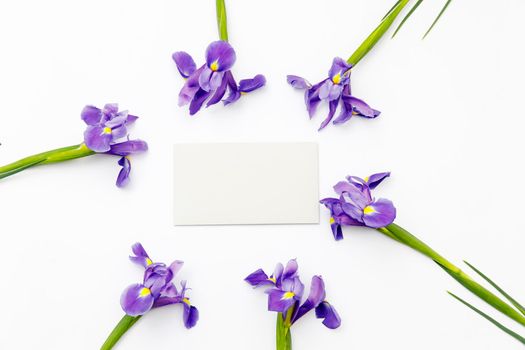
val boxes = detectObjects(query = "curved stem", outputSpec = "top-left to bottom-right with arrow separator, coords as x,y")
0,143 -> 95,180
216,0 -> 229,41
378,223 -> 525,327
100,315 -> 141,350
276,313 -> 292,350
347,0 -> 410,66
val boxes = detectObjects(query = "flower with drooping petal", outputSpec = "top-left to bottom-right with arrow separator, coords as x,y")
321,172 -> 396,238
106,140 -> 148,188
245,259 -> 341,329
173,40 -> 266,115
82,104 -> 139,152
0,103 -> 148,189
120,243 -> 199,328
82,104 -> 148,187
287,57 -> 380,130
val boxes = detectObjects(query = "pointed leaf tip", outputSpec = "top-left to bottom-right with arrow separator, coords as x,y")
423,0 -> 453,39
464,261 -> 525,316
448,292 -> 525,344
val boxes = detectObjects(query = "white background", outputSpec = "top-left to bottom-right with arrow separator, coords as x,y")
0,0 -> 524,349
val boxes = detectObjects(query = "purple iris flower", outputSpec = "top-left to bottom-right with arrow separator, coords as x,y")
81,104 -> 139,153
245,259 -> 341,329
120,243 -> 199,329
81,104 -> 148,187
173,40 -> 266,115
287,57 -> 380,130
320,172 -> 396,239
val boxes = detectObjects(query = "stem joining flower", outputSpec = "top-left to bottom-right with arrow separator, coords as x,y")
320,171 -> 525,339
81,104 -> 148,187
121,243 -> 199,328
0,104 -> 147,187
173,41 -> 265,115
245,259 -> 341,330
320,172 -> 396,240
287,58 -> 380,130
101,244 -> 198,350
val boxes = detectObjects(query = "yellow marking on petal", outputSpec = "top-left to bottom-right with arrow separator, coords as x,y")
364,176 -> 369,182
210,61 -> 219,71
183,298 -> 191,306
103,127 -> 112,134
139,287 -> 151,297
268,277 -> 277,283
283,292 -> 295,300
329,217 -> 335,224
145,258 -> 153,266
332,73 -> 341,84
363,205 -> 375,215
240,91 -> 247,95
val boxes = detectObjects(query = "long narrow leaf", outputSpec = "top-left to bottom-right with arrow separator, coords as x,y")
382,224 -> 525,326
348,0 -> 410,66
464,261 -> 525,316
382,0 -> 402,21
448,292 -> 525,344
436,261 -> 525,327
392,0 -> 424,38
423,0 -> 452,38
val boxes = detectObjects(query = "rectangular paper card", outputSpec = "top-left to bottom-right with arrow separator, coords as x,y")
173,142 -> 319,225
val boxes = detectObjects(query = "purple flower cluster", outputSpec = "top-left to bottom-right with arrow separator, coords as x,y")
120,243 -> 199,329
81,104 -> 148,187
173,40 -> 265,115
245,259 -> 341,329
320,172 -> 396,240
287,58 -> 380,130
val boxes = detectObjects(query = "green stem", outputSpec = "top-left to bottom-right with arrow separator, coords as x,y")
0,143 -> 95,180
216,0 -> 229,41
377,223 -> 525,327
347,0 -> 410,66
276,313 -> 292,350
100,315 -> 141,350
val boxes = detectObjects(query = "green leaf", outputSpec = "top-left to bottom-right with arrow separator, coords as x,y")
448,292 -> 525,344
381,224 -> 525,327
382,0 -> 402,21
216,0 -> 229,41
436,261 -> 525,327
347,0 -> 410,66
392,0 -> 424,38
464,261 -> 525,316
423,0 -> 452,38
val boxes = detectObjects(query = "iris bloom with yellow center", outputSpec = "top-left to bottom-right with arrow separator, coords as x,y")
320,172 -> 396,239
0,103 -> 147,188
102,243 -> 198,350
245,259 -> 340,329
119,243 -> 198,325
287,57 -> 380,130
172,41 -> 265,115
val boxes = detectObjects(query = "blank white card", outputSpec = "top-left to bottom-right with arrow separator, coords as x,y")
173,143 -> 319,225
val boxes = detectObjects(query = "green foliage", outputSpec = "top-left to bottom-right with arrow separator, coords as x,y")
448,292 -> 525,344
